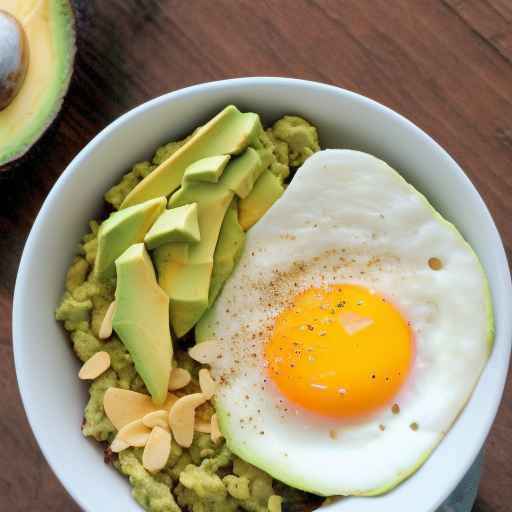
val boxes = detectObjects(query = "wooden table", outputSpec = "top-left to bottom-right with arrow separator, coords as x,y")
1,1 -> 511,510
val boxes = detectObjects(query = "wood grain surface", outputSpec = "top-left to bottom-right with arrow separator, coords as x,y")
1,1 -> 511,510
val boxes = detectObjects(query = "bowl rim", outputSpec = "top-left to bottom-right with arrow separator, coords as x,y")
12,77 -> 512,512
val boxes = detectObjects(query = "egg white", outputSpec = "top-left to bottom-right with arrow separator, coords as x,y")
205,150 -> 493,496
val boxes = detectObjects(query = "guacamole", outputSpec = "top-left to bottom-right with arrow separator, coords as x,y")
56,111 -> 322,512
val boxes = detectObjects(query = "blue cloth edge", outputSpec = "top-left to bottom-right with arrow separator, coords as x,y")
436,449 -> 483,512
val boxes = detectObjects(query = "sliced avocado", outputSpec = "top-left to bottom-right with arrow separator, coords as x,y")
156,148 -> 262,337
220,148 -> 263,199
153,242 -> 190,266
183,155 -> 231,183
121,105 -> 262,208
194,306 -> 216,343
0,0 -> 75,168
238,170 -> 284,231
168,182 -> 233,262
160,259 -> 213,338
94,197 -> 166,279
157,182 -> 233,337
195,199 -> 245,343
208,199 -> 245,305
144,203 -> 200,250
112,243 -> 172,405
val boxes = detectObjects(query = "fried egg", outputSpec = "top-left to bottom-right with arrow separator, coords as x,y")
203,150 -> 493,496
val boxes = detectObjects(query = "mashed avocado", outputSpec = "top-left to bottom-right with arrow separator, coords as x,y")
56,112 -> 322,512
271,116 -> 320,168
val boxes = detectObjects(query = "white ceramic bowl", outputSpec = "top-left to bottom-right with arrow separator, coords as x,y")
13,78 -> 512,512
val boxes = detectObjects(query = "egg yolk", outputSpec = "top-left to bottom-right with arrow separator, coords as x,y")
264,285 -> 413,418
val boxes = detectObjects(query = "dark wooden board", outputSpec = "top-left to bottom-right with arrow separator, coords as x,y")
1,1 -> 510,510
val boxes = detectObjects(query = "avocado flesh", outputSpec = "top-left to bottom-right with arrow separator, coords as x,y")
156,152 -> 260,337
271,115 -> 321,167
157,182 -> 233,337
195,199 -> 245,343
144,203 -> 200,250
153,241 -> 190,266
183,154 -> 231,183
208,199 -> 245,305
0,0 -> 75,167
194,306 -> 216,344
112,243 -> 172,406
238,169 -> 284,230
94,197 -> 166,280
220,147 -> 263,199
120,105 -> 262,208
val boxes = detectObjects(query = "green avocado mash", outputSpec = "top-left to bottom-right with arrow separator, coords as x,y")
55,108 -> 321,512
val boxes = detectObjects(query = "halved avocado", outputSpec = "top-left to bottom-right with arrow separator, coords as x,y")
0,0 -> 76,168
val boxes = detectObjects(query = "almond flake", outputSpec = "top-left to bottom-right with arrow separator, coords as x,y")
168,367 -> 191,391
142,410 -> 170,431
78,351 -> 111,380
188,340 -> 221,364
168,393 -> 206,448
110,436 -> 129,453
103,388 -> 178,430
199,368 -> 218,399
210,413 -> 223,444
338,311 -> 373,335
142,426 -> 172,473
99,301 -> 116,339
117,419 -> 151,447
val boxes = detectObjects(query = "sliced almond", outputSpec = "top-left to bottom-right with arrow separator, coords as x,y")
338,311 -> 373,335
210,413 -> 223,444
110,436 -> 129,453
117,419 -> 152,447
188,339 -> 221,364
142,410 -> 170,431
78,351 -> 111,380
99,301 -> 116,339
103,388 -> 179,430
199,368 -> 218,400
168,393 -> 206,448
168,367 -> 191,391
142,426 -> 172,473
194,422 -> 212,434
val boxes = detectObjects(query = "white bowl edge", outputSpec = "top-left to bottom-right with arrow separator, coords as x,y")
12,77 -> 512,512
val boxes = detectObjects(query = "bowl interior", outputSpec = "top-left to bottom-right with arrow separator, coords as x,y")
13,78 -> 512,512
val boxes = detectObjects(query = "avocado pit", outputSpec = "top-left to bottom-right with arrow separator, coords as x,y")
0,9 -> 29,111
